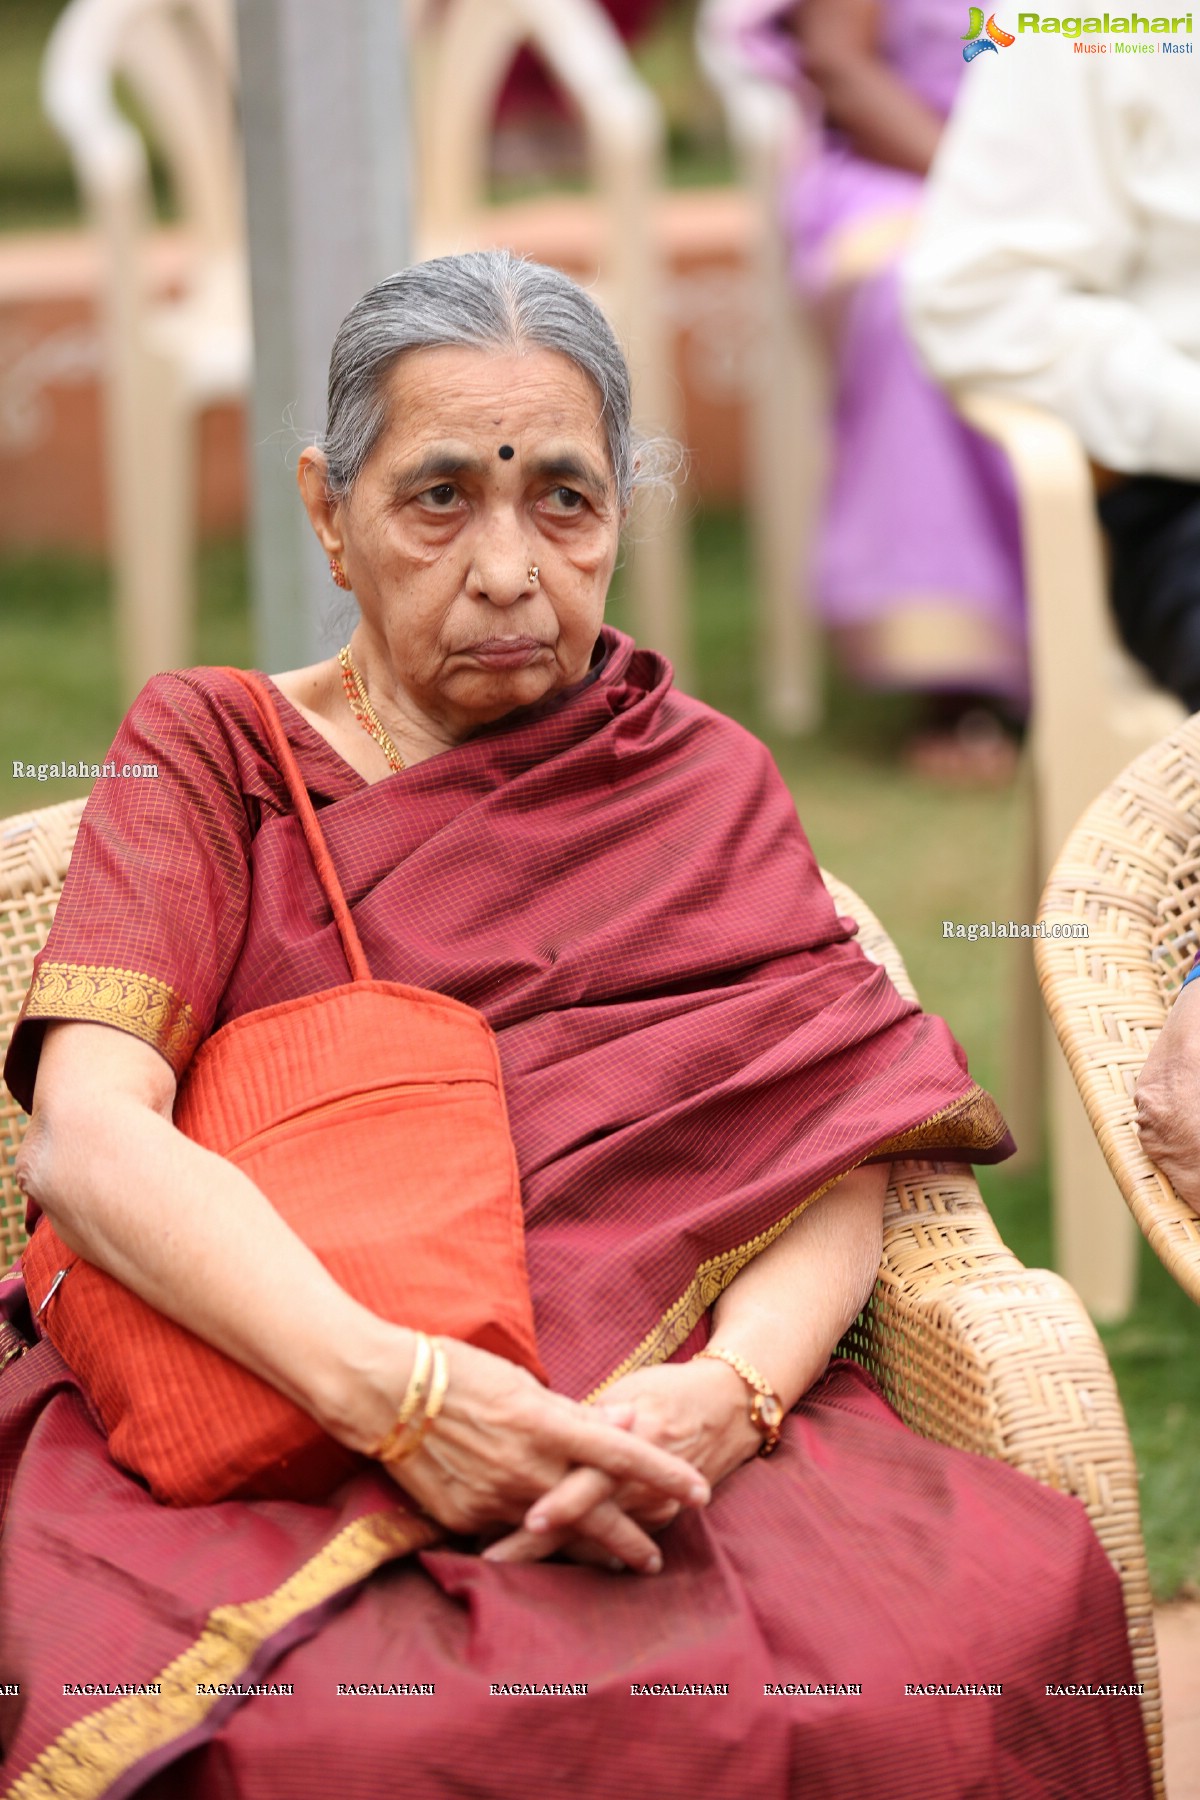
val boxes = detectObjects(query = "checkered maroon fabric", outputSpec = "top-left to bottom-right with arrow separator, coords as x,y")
7,629 -> 1010,1399
0,634 -> 1151,1798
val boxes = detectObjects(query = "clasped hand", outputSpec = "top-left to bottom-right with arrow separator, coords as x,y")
387,1345 -> 759,1575
386,1339 -> 723,1576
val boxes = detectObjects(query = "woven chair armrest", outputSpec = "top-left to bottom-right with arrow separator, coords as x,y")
819,869 -> 917,1004
838,1159 -> 1159,1770
1,799 -> 87,1267
1036,742 -> 1200,1304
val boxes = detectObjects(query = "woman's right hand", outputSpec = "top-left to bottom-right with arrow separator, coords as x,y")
381,1338 -> 710,1574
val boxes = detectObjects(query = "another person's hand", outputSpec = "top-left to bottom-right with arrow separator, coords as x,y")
1134,981 -> 1200,1211
481,1358 -> 761,1568
382,1338 -> 711,1574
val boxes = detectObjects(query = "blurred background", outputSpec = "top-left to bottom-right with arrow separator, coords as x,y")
0,0 -> 1196,1606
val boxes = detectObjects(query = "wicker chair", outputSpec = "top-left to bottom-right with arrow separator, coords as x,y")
0,799 -> 87,1260
1037,714 -> 1200,1310
0,798 -> 1162,1791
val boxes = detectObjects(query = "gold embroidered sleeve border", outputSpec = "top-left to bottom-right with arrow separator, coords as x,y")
20,962 -> 200,1073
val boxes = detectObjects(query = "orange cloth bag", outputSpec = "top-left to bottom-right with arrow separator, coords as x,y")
22,670 -> 544,1505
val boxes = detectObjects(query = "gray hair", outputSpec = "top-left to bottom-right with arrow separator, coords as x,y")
320,250 -> 674,511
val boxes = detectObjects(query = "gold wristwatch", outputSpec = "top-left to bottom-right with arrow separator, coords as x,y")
694,1345 -> 785,1456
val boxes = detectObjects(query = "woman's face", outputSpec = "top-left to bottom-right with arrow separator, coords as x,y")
300,344 -> 622,738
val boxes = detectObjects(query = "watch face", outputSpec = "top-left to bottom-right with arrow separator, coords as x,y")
753,1395 -> 785,1431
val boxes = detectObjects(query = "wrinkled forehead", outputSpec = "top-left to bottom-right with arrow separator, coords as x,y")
376,343 -> 613,468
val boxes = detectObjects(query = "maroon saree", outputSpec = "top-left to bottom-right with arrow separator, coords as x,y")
0,631 -> 1150,1798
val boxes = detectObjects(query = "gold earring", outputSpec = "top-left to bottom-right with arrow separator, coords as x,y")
528,565 -> 539,585
330,557 -> 351,590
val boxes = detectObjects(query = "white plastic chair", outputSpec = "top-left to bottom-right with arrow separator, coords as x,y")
48,0 -> 690,696
695,0 -> 825,733
959,392 -> 1185,1320
42,0 -> 250,703
409,0 -> 690,688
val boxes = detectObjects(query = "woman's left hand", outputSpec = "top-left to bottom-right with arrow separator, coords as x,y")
598,1360 -> 763,1490
481,1359 -> 761,1566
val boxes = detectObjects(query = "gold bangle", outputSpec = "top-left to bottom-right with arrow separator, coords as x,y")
393,1342 -> 450,1464
425,1343 -> 450,1428
369,1332 -> 433,1462
693,1344 -> 785,1456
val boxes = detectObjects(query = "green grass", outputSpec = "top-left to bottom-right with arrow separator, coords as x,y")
0,1 -> 78,232
1102,1273 -> 1200,1598
0,542 -> 251,803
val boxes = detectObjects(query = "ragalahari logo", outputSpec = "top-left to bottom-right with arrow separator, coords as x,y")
962,7 -> 1017,54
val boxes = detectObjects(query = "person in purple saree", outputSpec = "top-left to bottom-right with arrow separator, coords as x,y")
710,0 -> 1027,779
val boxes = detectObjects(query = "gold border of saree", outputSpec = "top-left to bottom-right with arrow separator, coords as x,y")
6,1083 -> 1005,1799
4,1510 -> 437,1800
587,1083 -> 1009,1395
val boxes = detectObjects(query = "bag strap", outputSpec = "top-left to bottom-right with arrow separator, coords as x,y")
222,667 -> 372,984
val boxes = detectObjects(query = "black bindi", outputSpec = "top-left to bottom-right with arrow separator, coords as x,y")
497,444 -> 515,460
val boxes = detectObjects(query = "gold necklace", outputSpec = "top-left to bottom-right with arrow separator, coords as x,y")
337,646 -> 406,771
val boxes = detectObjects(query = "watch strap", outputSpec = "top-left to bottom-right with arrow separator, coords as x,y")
694,1344 -> 785,1456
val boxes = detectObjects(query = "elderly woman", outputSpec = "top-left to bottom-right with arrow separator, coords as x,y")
1,253 -> 1148,1799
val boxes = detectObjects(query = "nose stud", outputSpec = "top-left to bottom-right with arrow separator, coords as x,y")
528,565 -> 539,585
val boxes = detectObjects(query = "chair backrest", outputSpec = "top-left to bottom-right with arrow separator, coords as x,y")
0,800 -> 86,1268
411,0 -> 669,409
42,0 -> 242,271
413,0 -> 660,249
